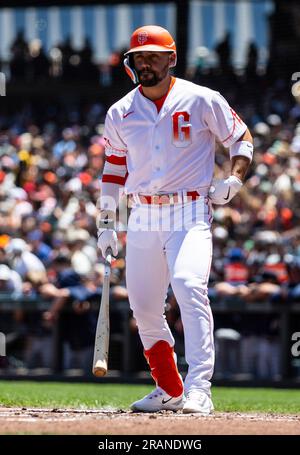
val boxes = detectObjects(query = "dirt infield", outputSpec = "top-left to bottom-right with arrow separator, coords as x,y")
0,407 -> 299,435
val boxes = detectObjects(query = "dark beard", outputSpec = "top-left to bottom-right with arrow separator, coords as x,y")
137,71 -> 159,87
137,62 -> 170,87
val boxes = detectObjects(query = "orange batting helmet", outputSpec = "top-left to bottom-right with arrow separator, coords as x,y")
124,25 -> 177,84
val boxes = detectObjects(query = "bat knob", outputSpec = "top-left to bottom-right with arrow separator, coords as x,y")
93,360 -> 107,377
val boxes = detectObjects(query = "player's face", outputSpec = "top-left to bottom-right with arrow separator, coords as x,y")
133,51 -> 171,87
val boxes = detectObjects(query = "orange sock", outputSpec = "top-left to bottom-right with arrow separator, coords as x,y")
144,340 -> 183,397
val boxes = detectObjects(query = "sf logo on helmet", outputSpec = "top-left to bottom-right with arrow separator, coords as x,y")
138,32 -> 148,45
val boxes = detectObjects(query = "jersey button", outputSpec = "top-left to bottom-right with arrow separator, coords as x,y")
155,145 -> 160,150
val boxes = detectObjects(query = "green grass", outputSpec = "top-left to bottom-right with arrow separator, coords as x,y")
213,387 -> 300,414
0,381 -> 299,414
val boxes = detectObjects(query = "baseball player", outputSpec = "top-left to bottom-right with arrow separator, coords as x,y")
97,25 -> 253,413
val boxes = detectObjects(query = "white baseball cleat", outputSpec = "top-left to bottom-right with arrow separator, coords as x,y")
130,386 -> 184,412
183,390 -> 214,415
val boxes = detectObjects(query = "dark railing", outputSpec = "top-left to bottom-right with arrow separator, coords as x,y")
0,293 -> 300,384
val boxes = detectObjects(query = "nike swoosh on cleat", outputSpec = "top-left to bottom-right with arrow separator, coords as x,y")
162,397 -> 174,404
223,188 -> 231,201
123,111 -> 134,118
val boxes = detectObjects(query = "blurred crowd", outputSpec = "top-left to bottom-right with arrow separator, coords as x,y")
0,121 -> 129,374
1,31 -> 300,380
0,31 -> 129,88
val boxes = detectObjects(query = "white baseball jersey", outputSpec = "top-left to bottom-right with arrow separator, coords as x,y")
102,77 -> 247,195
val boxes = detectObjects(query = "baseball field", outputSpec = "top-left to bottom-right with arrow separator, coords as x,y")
0,380 -> 299,435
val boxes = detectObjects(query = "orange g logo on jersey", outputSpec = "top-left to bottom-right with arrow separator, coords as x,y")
172,111 -> 192,147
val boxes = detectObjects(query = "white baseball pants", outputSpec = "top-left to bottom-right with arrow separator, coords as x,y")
126,198 -> 214,395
